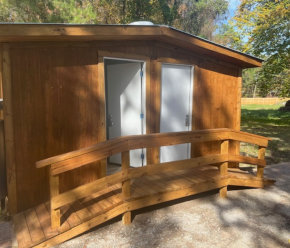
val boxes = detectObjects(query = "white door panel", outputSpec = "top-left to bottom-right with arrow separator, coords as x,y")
160,64 -> 193,163
106,61 -> 146,167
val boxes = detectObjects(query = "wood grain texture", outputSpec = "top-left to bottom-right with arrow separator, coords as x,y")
0,24 -> 262,68
230,67 -> 243,168
9,44 -> 101,211
49,151 -> 266,211
97,56 -> 107,178
2,44 -> 18,213
3,38 -> 265,214
13,164 -> 273,248
219,140 -> 229,198
146,59 -> 161,164
191,62 -> 252,159
257,147 -> 266,178
121,152 -> 130,226
0,120 -> 6,203
50,174 -> 60,228
38,129 -> 269,176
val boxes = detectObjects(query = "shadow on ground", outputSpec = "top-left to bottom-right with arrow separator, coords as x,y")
54,163 -> 290,248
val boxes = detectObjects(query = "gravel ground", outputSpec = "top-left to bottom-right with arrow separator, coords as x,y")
0,163 -> 289,248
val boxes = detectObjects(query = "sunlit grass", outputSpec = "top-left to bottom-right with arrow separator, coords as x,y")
241,103 -> 290,164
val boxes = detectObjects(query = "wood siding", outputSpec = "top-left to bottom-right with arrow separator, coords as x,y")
191,62 -> 240,157
8,44 -> 102,211
2,41 -> 241,212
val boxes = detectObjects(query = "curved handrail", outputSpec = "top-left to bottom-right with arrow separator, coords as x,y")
36,128 -> 270,175
40,128 -> 271,229
50,153 -> 267,209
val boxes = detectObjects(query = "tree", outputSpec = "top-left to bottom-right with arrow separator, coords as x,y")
221,0 -> 290,97
0,0 -> 98,23
0,0 -> 229,40
175,0 -> 228,39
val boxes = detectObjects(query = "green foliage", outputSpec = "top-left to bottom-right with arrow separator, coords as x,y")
214,23 -> 244,51
175,0 -> 228,39
0,0 -> 228,40
241,68 -> 260,97
0,0 -> 98,23
217,0 -> 290,97
119,0 -> 179,25
237,0 -> 290,97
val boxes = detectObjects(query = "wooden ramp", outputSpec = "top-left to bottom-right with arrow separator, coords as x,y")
12,129 -> 274,247
13,166 -> 274,248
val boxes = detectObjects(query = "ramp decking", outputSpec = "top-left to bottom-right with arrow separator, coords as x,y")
14,166 -> 274,248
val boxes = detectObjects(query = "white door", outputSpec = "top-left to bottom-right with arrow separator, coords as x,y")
106,60 -> 146,167
160,64 -> 193,163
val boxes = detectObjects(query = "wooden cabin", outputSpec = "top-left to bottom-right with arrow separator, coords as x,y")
0,24 -> 274,247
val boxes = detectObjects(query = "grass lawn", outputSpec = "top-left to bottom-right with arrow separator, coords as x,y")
241,103 -> 290,164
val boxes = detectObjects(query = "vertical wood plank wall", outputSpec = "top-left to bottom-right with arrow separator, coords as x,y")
2,44 -> 17,213
3,41 -> 242,212
8,44 -> 102,211
0,45 -> 7,208
191,62 -> 240,158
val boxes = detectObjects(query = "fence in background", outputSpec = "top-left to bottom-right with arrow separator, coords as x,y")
241,98 -> 290,105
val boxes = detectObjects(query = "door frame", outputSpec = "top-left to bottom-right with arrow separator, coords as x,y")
104,56 -> 147,138
104,56 -> 147,165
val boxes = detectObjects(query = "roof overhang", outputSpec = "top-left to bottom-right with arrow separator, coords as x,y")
0,24 -> 263,68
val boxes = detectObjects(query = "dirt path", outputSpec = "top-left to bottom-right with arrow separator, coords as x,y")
1,163 -> 289,248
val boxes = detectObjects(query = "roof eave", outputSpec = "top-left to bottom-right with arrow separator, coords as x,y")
0,24 -> 263,68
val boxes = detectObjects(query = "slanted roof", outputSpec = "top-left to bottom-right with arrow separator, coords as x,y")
0,24 -> 262,68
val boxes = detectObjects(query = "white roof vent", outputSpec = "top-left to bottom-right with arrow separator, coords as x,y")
129,21 -> 154,25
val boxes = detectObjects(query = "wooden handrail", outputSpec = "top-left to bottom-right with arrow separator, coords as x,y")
36,128 -> 270,175
50,153 -> 267,210
39,128 -> 271,229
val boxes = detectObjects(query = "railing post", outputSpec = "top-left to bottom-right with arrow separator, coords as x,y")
257,146 -> 266,178
121,151 -> 131,225
219,140 -> 229,198
50,169 -> 60,228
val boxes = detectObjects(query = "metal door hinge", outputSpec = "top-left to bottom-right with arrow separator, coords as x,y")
185,114 -> 190,127
107,114 -> 114,127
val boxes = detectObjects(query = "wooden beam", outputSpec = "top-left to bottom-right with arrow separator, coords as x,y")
229,130 -> 269,147
33,203 -> 129,248
219,140 -> 229,198
160,26 -> 262,68
51,170 -> 123,210
36,129 -> 270,175
127,178 -> 228,212
50,173 -> 60,229
2,44 -> 17,214
146,60 -> 161,164
41,130 -> 230,173
257,146 -> 266,178
97,56 -> 107,178
228,154 -> 266,167
230,68 -> 243,168
51,154 -> 228,210
121,151 -> 131,225
0,46 -> 6,208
